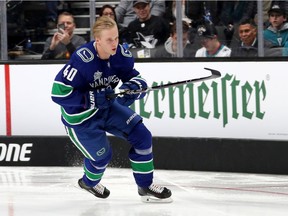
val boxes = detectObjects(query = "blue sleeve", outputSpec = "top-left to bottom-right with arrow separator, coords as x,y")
51,56 -> 87,110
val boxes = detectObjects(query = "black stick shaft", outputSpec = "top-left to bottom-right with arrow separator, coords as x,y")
108,68 -> 221,99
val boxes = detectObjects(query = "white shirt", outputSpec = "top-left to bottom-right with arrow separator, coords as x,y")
195,45 -> 231,57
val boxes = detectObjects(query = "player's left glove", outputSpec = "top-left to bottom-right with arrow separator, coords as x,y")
117,77 -> 147,106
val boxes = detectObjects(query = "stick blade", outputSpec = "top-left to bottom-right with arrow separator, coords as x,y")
204,67 -> 221,78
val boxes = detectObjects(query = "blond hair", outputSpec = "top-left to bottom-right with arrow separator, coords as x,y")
93,16 -> 117,38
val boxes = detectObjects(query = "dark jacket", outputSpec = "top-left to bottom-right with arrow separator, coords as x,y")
231,39 -> 258,57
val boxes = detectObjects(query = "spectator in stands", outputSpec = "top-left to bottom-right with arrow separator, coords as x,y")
282,40 -> 288,56
264,4 -> 288,48
165,0 -> 214,48
154,21 -> 195,58
45,1 -> 58,29
253,1 -> 288,29
164,0 -> 192,26
164,1 -> 218,45
217,1 -> 256,46
41,11 -> 86,60
115,0 -> 165,37
46,1 -> 69,29
218,1 -> 256,27
195,22 -> 231,57
185,1 -> 219,26
273,1 -> 288,19
99,4 -> 117,21
254,0 -> 273,28
231,18 -> 258,57
125,0 -> 170,49
99,4 -> 127,44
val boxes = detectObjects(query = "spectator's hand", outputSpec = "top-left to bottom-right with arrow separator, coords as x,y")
57,28 -> 71,45
86,88 -> 115,109
49,32 -> 61,50
117,80 -> 147,106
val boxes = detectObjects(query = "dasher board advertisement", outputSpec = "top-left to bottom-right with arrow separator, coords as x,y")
0,61 -> 287,141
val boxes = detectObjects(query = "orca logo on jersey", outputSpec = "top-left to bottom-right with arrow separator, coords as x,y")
76,48 -> 94,62
96,147 -> 106,156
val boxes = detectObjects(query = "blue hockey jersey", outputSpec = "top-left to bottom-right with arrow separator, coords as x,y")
51,41 -> 143,127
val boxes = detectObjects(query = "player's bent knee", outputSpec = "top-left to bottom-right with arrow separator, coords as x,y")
91,145 -> 113,166
127,122 -> 152,150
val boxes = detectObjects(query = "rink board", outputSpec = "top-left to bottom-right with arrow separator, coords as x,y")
1,60 -> 288,174
0,61 -> 287,140
0,136 -> 288,175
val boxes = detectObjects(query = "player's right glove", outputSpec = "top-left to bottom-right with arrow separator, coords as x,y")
86,88 -> 115,109
117,77 -> 147,106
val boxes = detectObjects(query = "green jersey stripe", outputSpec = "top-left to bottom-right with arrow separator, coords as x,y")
84,165 -> 104,181
130,159 -> 154,173
61,107 -> 98,125
66,127 -> 94,160
51,81 -> 73,97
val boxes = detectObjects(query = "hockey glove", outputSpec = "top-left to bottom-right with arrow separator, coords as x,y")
86,88 -> 115,109
117,77 -> 147,106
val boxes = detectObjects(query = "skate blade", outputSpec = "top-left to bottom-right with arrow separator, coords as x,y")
141,196 -> 173,203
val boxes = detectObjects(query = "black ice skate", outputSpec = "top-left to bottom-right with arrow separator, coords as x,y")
138,183 -> 172,203
78,178 -> 110,199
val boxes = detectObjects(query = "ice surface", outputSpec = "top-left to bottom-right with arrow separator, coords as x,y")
1,167 -> 288,216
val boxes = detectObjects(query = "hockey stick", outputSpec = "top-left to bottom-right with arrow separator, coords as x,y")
108,68 -> 221,99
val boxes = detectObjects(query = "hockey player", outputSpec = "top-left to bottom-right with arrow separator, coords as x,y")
51,16 -> 172,202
